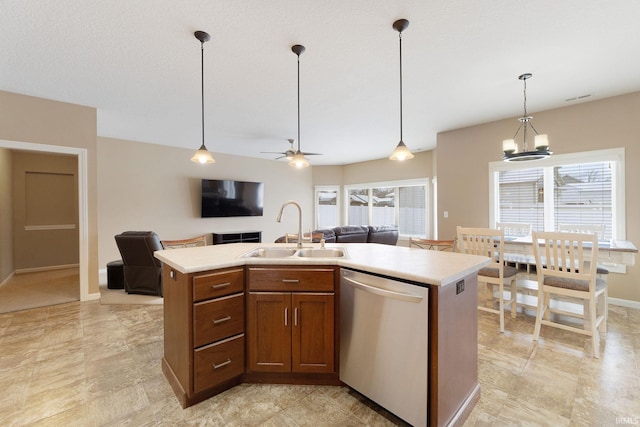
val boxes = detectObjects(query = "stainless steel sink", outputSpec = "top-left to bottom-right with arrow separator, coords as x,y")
243,248 -> 297,258
296,248 -> 345,258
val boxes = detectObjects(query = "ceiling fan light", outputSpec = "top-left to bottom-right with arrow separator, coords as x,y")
389,141 -> 414,161
289,151 -> 310,168
191,144 -> 215,164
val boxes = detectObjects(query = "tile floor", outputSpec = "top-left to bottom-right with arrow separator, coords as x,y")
0,298 -> 639,426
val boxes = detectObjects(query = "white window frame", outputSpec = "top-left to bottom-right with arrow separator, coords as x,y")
314,185 -> 341,229
343,178 -> 431,238
489,148 -> 626,239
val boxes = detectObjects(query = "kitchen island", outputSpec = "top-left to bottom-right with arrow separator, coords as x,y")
155,242 -> 489,427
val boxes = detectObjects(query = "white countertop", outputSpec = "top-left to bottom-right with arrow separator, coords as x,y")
154,242 -> 490,287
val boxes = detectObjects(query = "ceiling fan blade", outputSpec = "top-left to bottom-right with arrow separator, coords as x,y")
302,152 -> 323,156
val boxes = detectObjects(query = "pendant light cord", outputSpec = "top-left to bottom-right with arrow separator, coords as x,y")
297,53 -> 301,151
200,40 -> 205,148
399,31 -> 403,143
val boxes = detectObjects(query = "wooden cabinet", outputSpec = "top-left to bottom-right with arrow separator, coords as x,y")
162,265 -> 245,408
247,267 -> 337,375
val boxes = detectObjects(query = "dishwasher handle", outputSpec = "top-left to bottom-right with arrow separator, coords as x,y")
342,276 -> 424,303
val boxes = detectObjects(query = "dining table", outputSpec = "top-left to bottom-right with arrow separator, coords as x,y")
502,236 -> 638,273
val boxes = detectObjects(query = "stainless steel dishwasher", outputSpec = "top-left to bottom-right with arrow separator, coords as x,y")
340,268 -> 429,427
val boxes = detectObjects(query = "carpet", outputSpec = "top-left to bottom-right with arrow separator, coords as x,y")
99,284 -> 163,305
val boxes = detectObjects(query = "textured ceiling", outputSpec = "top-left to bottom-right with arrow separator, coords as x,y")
2,0 -> 640,165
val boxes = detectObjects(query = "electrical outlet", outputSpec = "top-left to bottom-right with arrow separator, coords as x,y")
456,279 -> 464,295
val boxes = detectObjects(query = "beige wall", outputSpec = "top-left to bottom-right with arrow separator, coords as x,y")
342,150 -> 433,185
12,152 -> 79,270
0,90 -> 98,295
0,148 -> 12,283
437,91 -> 640,302
97,137 -> 314,267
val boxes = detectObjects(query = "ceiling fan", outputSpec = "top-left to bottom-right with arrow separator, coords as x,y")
261,139 -> 322,161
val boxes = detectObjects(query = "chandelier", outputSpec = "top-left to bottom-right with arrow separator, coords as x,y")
502,73 -> 551,162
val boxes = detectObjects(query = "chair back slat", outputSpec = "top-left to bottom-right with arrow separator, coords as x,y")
534,231 -> 598,288
496,222 -> 532,238
557,224 -> 605,240
456,226 -> 504,269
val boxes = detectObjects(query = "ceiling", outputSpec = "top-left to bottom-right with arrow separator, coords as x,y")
2,1 -> 640,165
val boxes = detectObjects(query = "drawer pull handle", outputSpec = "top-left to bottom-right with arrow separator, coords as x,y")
211,282 -> 231,289
212,316 -> 231,325
282,279 -> 299,283
213,359 -> 231,370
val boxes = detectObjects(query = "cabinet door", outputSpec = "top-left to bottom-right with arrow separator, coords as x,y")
248,292 -> 291,372
292,293 -> 334,373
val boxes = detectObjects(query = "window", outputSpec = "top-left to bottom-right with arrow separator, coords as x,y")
314,186 -> 340,229
490,148 -> 625,240
344,179 -> 430,237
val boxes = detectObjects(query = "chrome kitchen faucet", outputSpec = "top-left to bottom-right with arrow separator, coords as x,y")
276,200 -> 304,248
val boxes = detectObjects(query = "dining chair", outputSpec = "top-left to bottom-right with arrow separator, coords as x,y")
161,235 -> 208,249
531,231 -> 607,358
457,226 -> 519,332
557,224 -> 610,277
495,222 -> 532,238
496,222 -> 535,273
284,232 -> 324,244
409,237 -> 456,252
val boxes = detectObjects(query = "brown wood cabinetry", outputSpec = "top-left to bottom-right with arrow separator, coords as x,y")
246,266 -> 337,377
162,265 -> 245,408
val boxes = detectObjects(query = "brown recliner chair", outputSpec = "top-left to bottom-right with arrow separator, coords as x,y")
114,231 -> 163,297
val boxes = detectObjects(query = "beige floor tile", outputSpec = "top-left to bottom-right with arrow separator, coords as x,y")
0,286 -> 638,426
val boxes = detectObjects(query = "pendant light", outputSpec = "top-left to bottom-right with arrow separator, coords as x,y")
289,44 -> 310,168
502,73 -> 552,162
191,30 -> 215,164
389,19 -> 414,161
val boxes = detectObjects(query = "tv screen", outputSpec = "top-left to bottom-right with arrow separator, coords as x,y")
201,179 -> 264,217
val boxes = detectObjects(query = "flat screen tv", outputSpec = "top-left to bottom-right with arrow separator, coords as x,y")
201,179 -> 264,217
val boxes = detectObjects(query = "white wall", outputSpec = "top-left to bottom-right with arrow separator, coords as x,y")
97,137 -> 314,268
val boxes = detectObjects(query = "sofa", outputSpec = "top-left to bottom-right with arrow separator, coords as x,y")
276,225 -> 399,246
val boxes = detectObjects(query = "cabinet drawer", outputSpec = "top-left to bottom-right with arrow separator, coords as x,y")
194,293 -> 244,348
193,334 -> 244,394
193,268 -> 244,302
248,267 -> 335,292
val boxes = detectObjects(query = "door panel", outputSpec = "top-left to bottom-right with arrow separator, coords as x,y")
292,293 -> 334,373
248,292 -> 291,372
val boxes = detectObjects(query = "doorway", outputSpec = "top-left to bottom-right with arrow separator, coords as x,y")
0,139 -> 90,302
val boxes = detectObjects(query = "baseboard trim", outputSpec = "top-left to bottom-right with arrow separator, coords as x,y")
0,271 -> 15,287
608,297 -> 640,310
84,292 -> 101,302
15,264 -> 79,274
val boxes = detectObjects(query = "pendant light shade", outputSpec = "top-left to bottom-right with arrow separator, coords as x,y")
191,30 -> 215,164
389,19 -> 414,161
502,73 -> 552,162
289,44 -> 310,168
